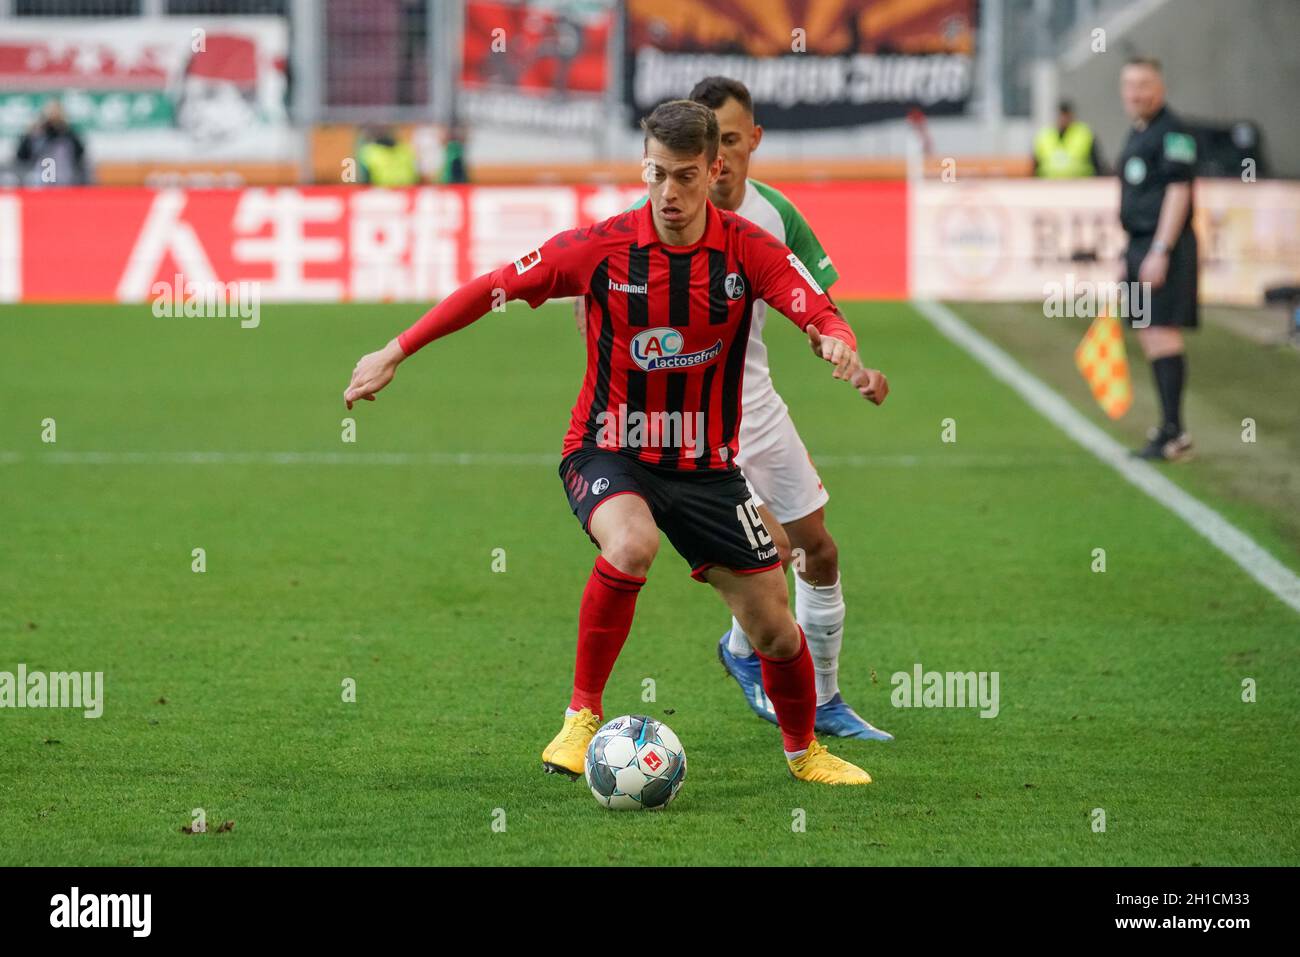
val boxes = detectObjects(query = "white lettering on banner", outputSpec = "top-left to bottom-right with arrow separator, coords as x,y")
115,189 -> 217,302
410,189 -> 465,300
349,189 -> 408,301
231,188 -> 344,301
22,181 -> 1297,306
349,188 -> 464,302
632,49 -> 973,110
470,188 -> 577,278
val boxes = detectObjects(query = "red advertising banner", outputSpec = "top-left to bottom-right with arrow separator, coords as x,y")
5,182 -> 908,303
461,1 -> 610,94
459,0 -> 613,133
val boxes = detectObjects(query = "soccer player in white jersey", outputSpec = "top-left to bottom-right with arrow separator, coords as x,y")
578,77 -> 891,741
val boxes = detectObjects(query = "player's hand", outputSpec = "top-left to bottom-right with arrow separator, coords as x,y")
344,338 -> 405,410
807,326 -> 862,381
1138,250 -> 1169,288
574,297 -> 587,336
850,366 -> 889,405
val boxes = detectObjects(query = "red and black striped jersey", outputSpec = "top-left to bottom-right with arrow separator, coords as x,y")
397,199 -> 856,472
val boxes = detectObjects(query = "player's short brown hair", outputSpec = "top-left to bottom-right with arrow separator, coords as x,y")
689,76 -> 754,118
640,99 -> 719,163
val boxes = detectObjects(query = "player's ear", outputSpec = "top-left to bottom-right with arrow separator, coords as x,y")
751,124 -> 763,152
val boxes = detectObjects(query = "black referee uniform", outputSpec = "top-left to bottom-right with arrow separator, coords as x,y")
1117,103 -> 1198,454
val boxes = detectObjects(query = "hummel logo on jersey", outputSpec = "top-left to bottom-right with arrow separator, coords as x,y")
787,253 -> 824,295
609,279 -> 647,294
724,272 -> 745,300
818,255 -> 832,269
514,248 -> 542,274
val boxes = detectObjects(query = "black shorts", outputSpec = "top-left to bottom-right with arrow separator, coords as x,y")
559,447 -> 782,582
1124,230 -> 1199,329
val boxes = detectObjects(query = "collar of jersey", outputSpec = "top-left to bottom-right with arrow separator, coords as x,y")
1135,103 -> 1169,131
634,199 -> 727,252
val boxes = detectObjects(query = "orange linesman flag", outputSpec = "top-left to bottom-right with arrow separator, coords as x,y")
1074,311 -> 1132,419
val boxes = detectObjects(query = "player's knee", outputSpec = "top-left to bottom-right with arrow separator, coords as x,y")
600,528 -> 659,577
1138,325 -> 1183,359
746,614 -> 801,658
738,573 -> 801,657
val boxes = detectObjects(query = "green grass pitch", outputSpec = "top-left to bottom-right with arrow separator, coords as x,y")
1,300 -> 1297,866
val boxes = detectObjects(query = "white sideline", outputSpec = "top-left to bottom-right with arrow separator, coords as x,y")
912,298 -> 1300,616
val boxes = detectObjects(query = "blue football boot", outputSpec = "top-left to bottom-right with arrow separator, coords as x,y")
716,633 -> 778,724
815,692 -> 894,741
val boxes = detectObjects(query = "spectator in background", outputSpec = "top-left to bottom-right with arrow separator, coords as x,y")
442,125 -> 468,184
358,127 -> 419,186
1033,101 -> 1104,177
16,100 -> 90,187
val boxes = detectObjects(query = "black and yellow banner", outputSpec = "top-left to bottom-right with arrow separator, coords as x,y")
625,0 -> 977,128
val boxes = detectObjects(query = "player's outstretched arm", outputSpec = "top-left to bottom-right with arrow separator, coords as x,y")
343,233 -> 584,408
741,221 -> 877,391
806,325 -> 887,404
806,324 -> 888,404
848,363 -> 889,406
342,270 -> 498,409
805,322 -> 861,381
345,337 -> 405,409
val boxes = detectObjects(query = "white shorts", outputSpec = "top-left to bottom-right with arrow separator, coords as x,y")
735,410 -> 829,526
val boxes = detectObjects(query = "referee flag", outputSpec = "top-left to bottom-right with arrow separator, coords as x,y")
1074,311 -> 1132,419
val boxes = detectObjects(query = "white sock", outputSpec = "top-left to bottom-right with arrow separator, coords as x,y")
784,747 -> 808,761
796,573 -> 845,706
727,616 -> 755,657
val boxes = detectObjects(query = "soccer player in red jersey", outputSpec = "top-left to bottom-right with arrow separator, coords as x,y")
578,77 -> 894,742
344,100 -> 888,785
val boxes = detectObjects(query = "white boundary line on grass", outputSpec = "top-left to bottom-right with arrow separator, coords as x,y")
913,298 -> 1300,615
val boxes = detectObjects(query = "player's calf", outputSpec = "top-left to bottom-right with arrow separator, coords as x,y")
555,487 -> 654,764
721,565 -> 801,658
786,519 -> 838,586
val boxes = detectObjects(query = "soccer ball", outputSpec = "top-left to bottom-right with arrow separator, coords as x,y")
584,714 -> 686,810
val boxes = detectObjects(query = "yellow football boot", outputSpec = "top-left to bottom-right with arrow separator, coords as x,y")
787,739 -> 872,785
541,707 -> 601,779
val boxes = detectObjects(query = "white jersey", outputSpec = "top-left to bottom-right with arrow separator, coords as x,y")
732,179 -> 839,440
734,181 -> 786,439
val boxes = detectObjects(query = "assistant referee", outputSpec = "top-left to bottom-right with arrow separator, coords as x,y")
1117,56 -> 1199,462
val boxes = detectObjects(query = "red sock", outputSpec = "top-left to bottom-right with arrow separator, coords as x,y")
756,627 -> 816,753
568,555 -> 646,717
